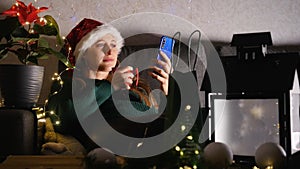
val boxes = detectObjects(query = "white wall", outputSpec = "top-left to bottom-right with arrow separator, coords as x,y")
2,0 -> 300,45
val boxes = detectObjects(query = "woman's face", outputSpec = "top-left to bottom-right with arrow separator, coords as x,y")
85,34 -> 119,72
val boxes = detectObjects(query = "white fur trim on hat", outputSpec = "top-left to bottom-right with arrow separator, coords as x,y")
74,24 -> 124,60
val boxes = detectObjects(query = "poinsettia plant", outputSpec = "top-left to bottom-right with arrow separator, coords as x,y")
0,0 -> 72,67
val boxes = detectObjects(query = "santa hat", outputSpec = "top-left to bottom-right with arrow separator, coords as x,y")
64,18 -> 124,66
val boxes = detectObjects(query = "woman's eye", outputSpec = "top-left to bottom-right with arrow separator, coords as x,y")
110,43 -> 117,48
95,42 -> 105,48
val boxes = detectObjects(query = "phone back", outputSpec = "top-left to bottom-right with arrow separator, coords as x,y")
157,36 -> 175,61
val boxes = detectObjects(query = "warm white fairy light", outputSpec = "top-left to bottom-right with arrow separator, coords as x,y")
181,125 -> 186,131
36,113 -> 43,119
185,105 -> 191,111
175,146 -> 181,151
187,135 -> 193,140
32,107 -> 39,111
137,142 -> 143,147
33,106 -> 46,120
29,29 -> 35,33
266,166 -> 273,169
38,118 -> 46,123
39,17 -> 47,24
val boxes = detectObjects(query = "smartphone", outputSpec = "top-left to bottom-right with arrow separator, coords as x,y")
157,36 -> 175,62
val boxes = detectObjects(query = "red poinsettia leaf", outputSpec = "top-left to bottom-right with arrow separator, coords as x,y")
27,12 -> 39,23
17,11 -> 27,25
17,3 -> 28,17
16,0 -> 27,9
1,5 -> 18,16
2,10 -> 18,16
38,7 -> 49,12
27,3 -> 36,13
25,3 -> 48,24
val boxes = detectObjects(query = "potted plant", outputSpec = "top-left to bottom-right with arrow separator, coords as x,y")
0,0 -> 72,109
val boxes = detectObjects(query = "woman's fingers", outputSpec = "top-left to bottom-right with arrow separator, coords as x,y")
159,50 -> 171,66
151,66 -> 168,79
149,70 -> 169,95
149,65 -> 170,95
156,51 -> 173,74
149,70 -> 168,82
147,51 -> 174,95
112,66 -> 134,90
156,60 -> 173,74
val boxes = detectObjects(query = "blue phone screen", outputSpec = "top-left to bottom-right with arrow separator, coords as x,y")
157,36 -> 174,61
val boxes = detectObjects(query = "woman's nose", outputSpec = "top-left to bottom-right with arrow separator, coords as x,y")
107,48 -> 112,55
104,44 -> 112,55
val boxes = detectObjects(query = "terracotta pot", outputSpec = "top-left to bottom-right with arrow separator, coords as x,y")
0,64 -> 44,109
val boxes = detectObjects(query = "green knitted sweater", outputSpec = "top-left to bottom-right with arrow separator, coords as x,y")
47,76 -> 161,150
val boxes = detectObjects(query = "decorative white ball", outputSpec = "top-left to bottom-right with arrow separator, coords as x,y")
87,148 -> 117,165
203,142 -> 233,169
255,142 -> 286,169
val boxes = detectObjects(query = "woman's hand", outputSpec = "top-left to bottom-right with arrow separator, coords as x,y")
111,66 -> 134,91
150,50 -> 173,95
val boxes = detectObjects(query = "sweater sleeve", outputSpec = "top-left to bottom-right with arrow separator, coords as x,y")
47,78 -> 113,134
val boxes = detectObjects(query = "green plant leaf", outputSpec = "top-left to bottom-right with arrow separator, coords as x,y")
27,55 -> 39,65
0,43 -> 12,50
34,23 -> 57,36
44,15 -> 63,46
48,48 -> 74,68
38,37 -> 49,48
11,26 -> 31,38
0,17 -> 19,41
0,48 -> 9,60
13,48 -> 29,64
12,37 -> 32,43
35,48 -> 50,59
37,53 -> 49,59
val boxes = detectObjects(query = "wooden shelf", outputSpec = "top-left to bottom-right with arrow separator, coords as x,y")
0,155 -> 85,169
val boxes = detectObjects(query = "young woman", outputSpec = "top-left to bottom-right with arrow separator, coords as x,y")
47,18 -> 174,152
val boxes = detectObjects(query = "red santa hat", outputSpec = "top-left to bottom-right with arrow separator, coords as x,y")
64,18 -> 124,66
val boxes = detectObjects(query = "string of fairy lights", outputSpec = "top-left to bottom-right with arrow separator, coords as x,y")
35,34 -> 74,125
